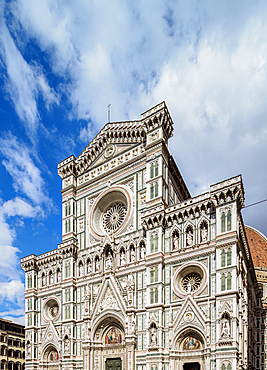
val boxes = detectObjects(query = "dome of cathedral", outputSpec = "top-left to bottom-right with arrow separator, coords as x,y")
245,225 -> 267,268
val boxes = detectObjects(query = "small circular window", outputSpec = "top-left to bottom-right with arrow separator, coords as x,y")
173,262 -> 207,297
42,298 -> 60,322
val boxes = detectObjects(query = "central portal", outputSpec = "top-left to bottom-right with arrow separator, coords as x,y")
183,363 -> 200,370
105,358 -> 122,370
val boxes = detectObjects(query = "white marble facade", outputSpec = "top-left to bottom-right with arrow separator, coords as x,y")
21,102 -> 263,370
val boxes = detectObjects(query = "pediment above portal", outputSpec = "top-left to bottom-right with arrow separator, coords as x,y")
91,275 -> 127,325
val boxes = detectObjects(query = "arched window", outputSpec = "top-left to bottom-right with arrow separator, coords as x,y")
227,273 -> 232,290
155,162 -> 158,176
221,250 -> 226,267
227,248 -> 232,265
221,365 -> 225,370
227,364 -> 231,370
155,182 -> 158,197
150,236 -> 154,253
150,268 -> 154,283
150,163 -> 154,179
155,234 -> 158,252
155,288 -> 158,303
150,184 -> 154,199
150,289 -> 154,304
155,266 -> 158,281
221,213 -> 226,232
227,212 -> 231,231
221,274 -> 225,291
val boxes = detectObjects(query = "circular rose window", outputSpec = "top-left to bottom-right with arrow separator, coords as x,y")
173,262 -> 207,297
89,186 -> 132,238
42,298 -> 60,322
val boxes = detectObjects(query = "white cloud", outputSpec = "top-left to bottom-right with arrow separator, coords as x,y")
0,3 -> 59,142
0,134 -> 52,208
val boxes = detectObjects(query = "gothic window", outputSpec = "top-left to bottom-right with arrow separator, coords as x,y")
155,288 -> 158,303
150,235 -> 154,253
155,234 -> 158,252
150,268 -> 154,283
155,182 -> 158,197
172,230 -> 179,250
65,262 -> 70,278
27,274 -> 32,289
27,299 -> 32,311
150,266 -> 158,283
221,213 -> 226,232
65,202 -> 71,216
150,289 -> 154,304
150,184 -> 154,199
155,162 -> 158,177
150,163 -> 154,179
227,211 -> 231,231
227,248 -> 232,265
65,306 -> 70,320
221,250 -> 226,267
27,314 -> 32,327
227,273 -> 232,290
221,274 -> 226,291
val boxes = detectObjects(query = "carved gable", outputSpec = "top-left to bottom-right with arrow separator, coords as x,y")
91,275 -> 126,322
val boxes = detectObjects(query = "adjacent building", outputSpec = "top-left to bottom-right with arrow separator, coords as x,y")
0,318 -> 25,370
21,102 -> 264,370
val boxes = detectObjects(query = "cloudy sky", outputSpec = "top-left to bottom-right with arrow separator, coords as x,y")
0,0 -> 267,324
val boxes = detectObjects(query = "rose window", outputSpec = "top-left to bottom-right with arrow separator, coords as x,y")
181,273 -> 202,292
102,203 -> 127,233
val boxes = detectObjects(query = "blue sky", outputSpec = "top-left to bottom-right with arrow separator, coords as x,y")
0,0 -> 267,324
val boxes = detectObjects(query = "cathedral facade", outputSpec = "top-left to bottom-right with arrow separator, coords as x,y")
21,102 -> 263,370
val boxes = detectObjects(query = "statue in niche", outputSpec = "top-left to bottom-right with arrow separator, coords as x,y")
42,274 -> 46,287
64,336 -> 70,353
221,313 -> 231,337
140,244 -> 146,259
130,247 -> 135,262
105,250 -> 113,269
120,249 -> 126,266
150,324 -> 157,345
201,225 -> 208,243
78,262 -> 83,277
186,229 -> 193,246
87,260 -> 92,274
173,231 -> 179,250
95,258 -> 100,272
57,269 -> 61,283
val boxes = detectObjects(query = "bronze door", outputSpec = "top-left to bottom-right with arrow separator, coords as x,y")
105,358 -> 122,370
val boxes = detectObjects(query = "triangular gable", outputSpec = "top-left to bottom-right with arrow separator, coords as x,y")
42,321 -> 59,349
173,295 -> 206,334
88,143 -> 139,170
91,275 -> 126,323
